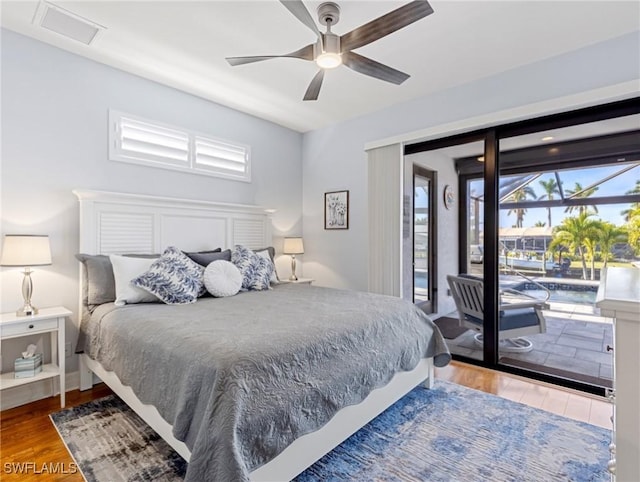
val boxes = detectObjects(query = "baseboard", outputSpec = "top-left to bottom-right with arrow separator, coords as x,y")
1,371 -> 79,411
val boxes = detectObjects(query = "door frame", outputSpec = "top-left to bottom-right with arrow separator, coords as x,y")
412,165 -> 438,313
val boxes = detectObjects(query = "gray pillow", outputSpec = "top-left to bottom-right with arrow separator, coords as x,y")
183,248 -> 221,256
75,253 -> 158,307
76,254 -> 115,306
186,249 -> 231,267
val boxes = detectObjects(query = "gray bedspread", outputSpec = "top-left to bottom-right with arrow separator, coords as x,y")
83,284 -> 450,481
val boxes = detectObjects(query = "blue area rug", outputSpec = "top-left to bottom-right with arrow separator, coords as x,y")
296,381 -> 610,481
50,380 -> 610,481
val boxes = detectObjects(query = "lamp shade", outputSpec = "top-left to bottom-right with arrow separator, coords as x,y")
283,237 -> 304,255
0,235 -> 52,266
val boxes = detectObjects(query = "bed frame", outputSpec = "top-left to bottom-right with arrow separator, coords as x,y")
74,189 -> 435,481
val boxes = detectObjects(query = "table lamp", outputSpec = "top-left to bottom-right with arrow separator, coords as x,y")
283,237 -> 304,281
0,235 -> 52,316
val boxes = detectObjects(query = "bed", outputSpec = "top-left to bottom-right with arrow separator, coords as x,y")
74,189 -> 450,481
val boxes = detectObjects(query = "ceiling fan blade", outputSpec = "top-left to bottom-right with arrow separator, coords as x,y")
303,70 -> 325,101
342,51 -> 410,85
226,44 -> 314,66
280,1 -> 322,40
340,0 -> 434,52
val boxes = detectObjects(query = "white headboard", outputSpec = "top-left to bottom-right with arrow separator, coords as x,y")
73,190 -> 273,255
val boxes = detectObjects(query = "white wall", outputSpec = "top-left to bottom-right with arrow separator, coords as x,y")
0,29 -> 303,375
302,31 -> 639,292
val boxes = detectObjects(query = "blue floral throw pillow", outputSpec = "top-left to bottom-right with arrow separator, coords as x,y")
132,246 -> 205,304
231,245 -> 274,291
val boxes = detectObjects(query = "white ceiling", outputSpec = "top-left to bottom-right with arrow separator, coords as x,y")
1,1 -> 638,132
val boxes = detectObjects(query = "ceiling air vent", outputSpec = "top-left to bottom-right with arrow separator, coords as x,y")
33,1 -> 105,45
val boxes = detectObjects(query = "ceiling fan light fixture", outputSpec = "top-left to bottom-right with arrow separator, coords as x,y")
316,52 -> 342,69
226,0 -> 434,100
315,30 -> 341,69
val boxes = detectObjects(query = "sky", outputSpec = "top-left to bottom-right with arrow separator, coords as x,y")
467,164 -> 640,228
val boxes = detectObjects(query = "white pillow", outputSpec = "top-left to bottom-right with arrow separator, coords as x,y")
255,249 -> 278,284
110,254 -> 159,306
204,260 -> 242,297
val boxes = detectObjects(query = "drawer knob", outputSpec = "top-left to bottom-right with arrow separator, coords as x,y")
28,324 -> 34,329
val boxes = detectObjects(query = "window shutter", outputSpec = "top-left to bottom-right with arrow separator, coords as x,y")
194,136 -> 249,179
115,116 -> 189,166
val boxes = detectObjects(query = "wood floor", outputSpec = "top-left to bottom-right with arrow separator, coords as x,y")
435,362 -> 613,428
0,361 -> 612,481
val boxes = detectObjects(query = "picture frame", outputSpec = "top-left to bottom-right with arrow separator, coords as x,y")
324,190 -> 349,230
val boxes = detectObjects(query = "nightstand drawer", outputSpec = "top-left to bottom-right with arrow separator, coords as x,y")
1,318 -> 59,338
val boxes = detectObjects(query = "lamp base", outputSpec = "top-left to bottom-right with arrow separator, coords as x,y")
289,254 -> 298,281
17,303 -> 38,317
18,269 -> 38,316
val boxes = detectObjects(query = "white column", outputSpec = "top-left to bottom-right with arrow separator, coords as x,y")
596,267 -> 640,482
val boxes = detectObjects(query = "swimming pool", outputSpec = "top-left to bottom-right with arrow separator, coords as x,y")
419,272 -> 598,305
516,281 -> 598,305
520,288 -> 596,305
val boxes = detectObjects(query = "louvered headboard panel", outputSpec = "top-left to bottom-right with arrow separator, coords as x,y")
74,190 -> 273,255
99,212 -> 155,254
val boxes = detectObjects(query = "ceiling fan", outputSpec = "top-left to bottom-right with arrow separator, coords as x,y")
226,0 -> 434,101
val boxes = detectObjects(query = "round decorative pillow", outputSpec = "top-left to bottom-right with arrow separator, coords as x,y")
204,260 -> 242,297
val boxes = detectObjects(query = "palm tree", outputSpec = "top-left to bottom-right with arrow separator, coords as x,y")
534,221 -> 546,227
594,221 -> 627,271
620,180 -> 640,221
564,182 -> 599,215
583,237 -> 598,281
550,212 -> 599,280
506,185 -> 536,228
538,178 -> 560,227
627,205 -> 640,255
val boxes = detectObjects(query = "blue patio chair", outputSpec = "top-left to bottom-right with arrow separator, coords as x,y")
446,274 -> 548,353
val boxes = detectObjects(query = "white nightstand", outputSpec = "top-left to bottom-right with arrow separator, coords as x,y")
0,306 -> 71,408
282,278 -> 314,285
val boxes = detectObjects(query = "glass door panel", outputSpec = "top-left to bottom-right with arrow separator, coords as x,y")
413,168 -> 433,308
407,140 -> 484,362
467,178 -> 484,276
496,114 -> 640,389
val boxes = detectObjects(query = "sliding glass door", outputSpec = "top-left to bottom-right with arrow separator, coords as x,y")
495,113 -> 640,389
405,97 -> 640,395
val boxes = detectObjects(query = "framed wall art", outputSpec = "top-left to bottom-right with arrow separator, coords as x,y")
324,190 -> 349,230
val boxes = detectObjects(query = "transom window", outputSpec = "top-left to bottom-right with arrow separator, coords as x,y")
109,110 -> 251,182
